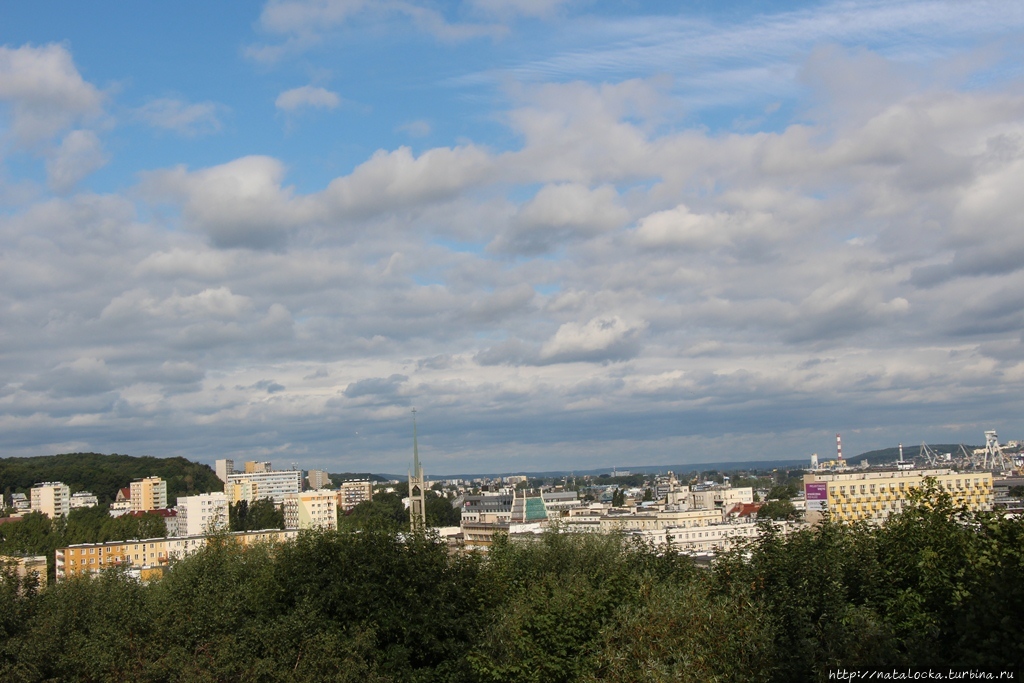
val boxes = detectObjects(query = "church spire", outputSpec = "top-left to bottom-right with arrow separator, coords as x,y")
408,408 -> 426,532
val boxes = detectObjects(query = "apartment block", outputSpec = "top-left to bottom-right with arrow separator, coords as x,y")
69,492 -> 99,509
283,490 -> 338,530
176,492 -> 229,536
803,468 -> 994,524
130,477 -> 168,512
55,529 -> 299,580
688,486 -> 754,511
31,482 -> 70,518
244,461 -> 272,474
306,469 -> 332,491
215,459 -> 234,483
338,479 -> 373,511
226,470 -> 302,505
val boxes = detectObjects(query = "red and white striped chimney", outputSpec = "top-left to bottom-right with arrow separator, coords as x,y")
836,433 -> 844,462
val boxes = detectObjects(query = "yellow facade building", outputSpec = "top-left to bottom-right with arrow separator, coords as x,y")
55,529 -> 298,580
130,476 -> 168,512
803,468 -> 993,524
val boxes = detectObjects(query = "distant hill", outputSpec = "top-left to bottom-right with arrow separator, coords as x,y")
850,444 -> 977,466
0,453 -> 223,506
328,472 -> 389,484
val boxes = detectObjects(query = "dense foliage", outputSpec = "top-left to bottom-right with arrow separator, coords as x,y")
228,499 -> 285,532
0,453 -> 222,505
1,489 -> 1021,681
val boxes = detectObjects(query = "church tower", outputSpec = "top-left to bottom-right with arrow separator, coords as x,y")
408,408 -> 427,532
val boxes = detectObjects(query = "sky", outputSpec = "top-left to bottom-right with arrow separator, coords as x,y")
1,0 -> 1024,475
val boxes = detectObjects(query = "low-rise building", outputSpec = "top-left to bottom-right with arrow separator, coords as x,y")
55,529 -> 299,580
69,491 -> 99,509
31,482 -> 70,519
109,488 -> 131,517
10,493 -> 30,512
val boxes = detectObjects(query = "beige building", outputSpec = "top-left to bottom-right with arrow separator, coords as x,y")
688,487 -> 754,511
0,555 -> 48,588
55,529 -> 299,580
215,459 -> 234,483
599,507 -> 724,533
244,461 -> 272,474
31,482 -> 70,518
803,468 -> 994,524
306,469 -> 332,491
283,490 -> 338,530
339,479 -> 373,511
130,477 -> 168,512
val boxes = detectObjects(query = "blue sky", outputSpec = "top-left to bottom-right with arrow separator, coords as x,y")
2,0 -> 1024,474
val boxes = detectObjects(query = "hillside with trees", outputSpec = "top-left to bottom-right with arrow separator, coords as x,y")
0,453 -> 222,505
1,486 -> 1021,681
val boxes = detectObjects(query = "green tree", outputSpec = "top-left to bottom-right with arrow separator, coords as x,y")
756,500 -> 798,521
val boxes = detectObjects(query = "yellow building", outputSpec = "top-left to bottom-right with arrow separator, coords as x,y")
130,476 -> 168,512
803,468 -> 993,524
55,529 -> 298,580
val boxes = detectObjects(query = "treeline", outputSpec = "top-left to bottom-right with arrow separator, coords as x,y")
1,489 -> 1021,682
0,453 -> 222,505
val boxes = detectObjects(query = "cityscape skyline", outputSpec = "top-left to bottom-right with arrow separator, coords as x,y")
2,1 -> 1024,472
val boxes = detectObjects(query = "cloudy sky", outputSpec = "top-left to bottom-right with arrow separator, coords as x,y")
2,1 -> 1024,474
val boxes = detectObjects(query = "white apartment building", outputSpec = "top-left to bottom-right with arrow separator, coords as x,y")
176,492 -> 229,536
31,482 -> 70,518
226,470 -> 302,505
130,477 -> 168,512
69,491 -> 99,509
283,490 -> 338,530
688,486 -> 754,511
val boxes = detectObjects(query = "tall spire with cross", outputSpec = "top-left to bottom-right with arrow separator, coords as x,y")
408,408 -> 427,532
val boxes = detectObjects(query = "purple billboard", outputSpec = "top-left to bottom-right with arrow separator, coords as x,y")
805,482 -> 828,512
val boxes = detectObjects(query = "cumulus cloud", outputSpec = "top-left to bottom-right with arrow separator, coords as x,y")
45,129 -> 108,193
0,43 -> 104,145
538,316 -> 645,364
141,156 -> 311,249
492,183 -> 630,254
135,98 -> 225,136
275,85 -> 341,112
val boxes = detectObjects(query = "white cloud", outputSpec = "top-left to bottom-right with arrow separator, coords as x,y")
0,43 -> 105,145
538,316 -> 645,364
135,98 -> 224,136
45,129 -> 108,193
275,85 -> 341,112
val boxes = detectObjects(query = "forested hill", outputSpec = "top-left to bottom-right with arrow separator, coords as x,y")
0,453 -> 222,505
